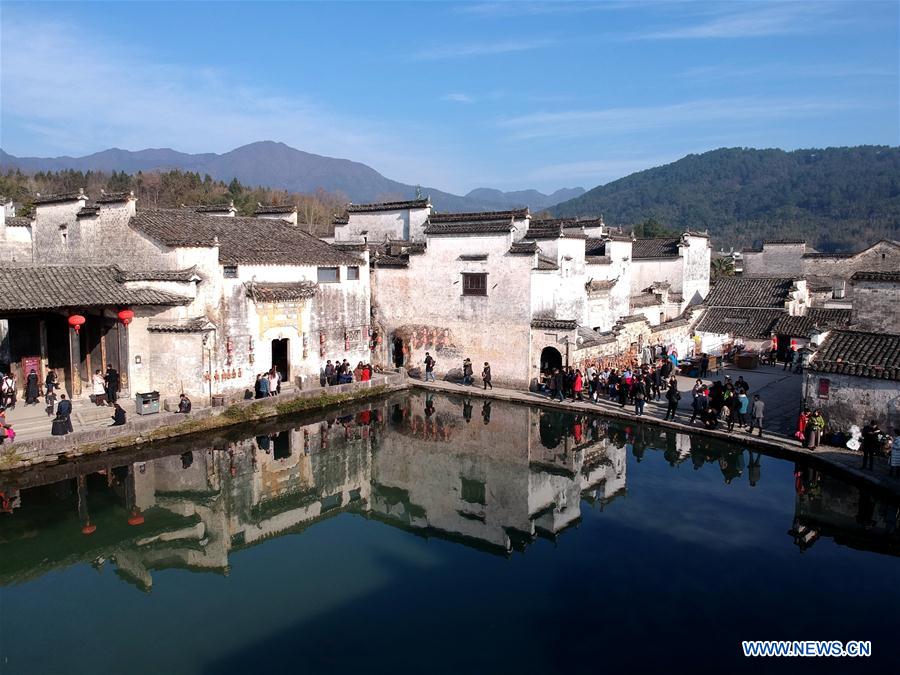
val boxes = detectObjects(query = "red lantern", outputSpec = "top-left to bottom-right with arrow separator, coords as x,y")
81,523 -> 97,535
68,314 -> 86,333
127,510 -> 145,526
117,309 -> 134,327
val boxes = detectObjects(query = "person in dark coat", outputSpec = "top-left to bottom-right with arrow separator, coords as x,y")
105,366 -> 120,406
110,403 -> 127,426
56,394 -> 74,433
861,420 -> 881,470
482,362 -> 492,390
25,369 -> 40,405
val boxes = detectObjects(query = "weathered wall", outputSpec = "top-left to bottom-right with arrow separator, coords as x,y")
803,371 -> 900,433
850,279 -> 900,332
335,206 -> 431,243
373,232 -> 533,386
742,243 -> 808,277
682,234 -> 711,305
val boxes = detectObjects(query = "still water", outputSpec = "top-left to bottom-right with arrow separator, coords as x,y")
1,391 -> 898,674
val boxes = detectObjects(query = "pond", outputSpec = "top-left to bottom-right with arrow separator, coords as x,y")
1,391 -> 898,674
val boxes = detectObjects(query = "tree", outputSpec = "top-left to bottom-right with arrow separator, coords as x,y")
711,256 -> 735,279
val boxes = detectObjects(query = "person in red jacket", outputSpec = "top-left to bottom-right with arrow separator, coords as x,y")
573,369 -> 584,401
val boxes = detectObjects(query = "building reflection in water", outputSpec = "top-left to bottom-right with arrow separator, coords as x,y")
1,392 -> 897,591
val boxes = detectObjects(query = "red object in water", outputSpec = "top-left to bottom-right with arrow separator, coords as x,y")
81,523 -> 97,535
127,512 -> 145,526
117,308 -> 134,326
68,314 -> 86,333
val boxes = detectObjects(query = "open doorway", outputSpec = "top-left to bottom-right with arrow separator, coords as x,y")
271,338 -> 289,382
540,346 -> 563,375
393,337 -> 405,368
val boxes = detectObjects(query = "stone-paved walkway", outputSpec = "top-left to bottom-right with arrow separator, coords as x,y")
413,366 -> 900,496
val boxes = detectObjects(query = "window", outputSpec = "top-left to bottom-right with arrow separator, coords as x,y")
317,267 -> 339,283
832,279 -> 846,299
460,477 -> 486,505
462,272 -> 487,296
347,266 -> 360,280
223,265 -> 238,278
59,224 -> 67,244
817,378 -> 831,399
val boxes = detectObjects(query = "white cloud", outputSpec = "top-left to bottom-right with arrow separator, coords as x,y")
412,38 -> 556,60
499,97 -> 869,141
441,93 -> 475,103
630,2 -> 842,40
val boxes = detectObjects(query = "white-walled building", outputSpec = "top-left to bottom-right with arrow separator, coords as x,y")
0,191 -> 370,404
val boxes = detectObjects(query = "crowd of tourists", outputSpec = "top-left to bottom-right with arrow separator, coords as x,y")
320,360 -> 376,388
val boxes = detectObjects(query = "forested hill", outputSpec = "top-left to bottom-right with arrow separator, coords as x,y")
551,147 -> 900,252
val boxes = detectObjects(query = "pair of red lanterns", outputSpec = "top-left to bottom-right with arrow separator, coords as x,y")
68,309 -> 134,334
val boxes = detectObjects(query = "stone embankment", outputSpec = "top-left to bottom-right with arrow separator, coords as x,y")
412,380 -> 900,498
0,373 -> 407,472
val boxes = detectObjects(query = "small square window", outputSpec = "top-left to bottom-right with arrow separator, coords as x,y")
460,477 -> 486,505
223,265 -> 238,278
462,272 -> 487,296
317,267 -> 339,283
347,266 -> 360,280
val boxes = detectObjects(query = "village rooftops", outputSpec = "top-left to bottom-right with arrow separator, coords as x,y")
808,330 -> 900,381
508,241 -> 537,255
76,206 -> 100,218
850,270 -> 900,283
115,267 -> 201,283
253,204 -> 297,215
631,237 -> 681,259
531,318 -> 577,330
5,216 -> 31,227
130,209 -> 361,266
423,217 -> 517,236
695,307 -> 787,340
523,221 -> 588,240
763,239 -> 807,245
192,203 -> 235,213
705,277 -> 798,308
95,191 -> 134,204
346,199 -> 430,213
148,317 -> 216,333
0,265 -> 192,312
429,208 -> 528,224
772,308 -> 852,337
534,254 -> 559,271
803,240 -> 900,259
32,190 -> 86,205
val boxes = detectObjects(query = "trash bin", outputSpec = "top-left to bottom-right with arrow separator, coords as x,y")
211,394 -> 225,407
135,391 -> 160,415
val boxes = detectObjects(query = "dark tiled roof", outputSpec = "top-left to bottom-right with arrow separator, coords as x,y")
586,279 -> 616,292
763,239 -> 806,245
524,219 -> 594,240
705,277 -> 795,308
531,318 -> 577,330
509,241 -> 537,255
650,317 -> 690,333
424,219 -> 515,236
130,210 -> 360,266
254,204 -> 297,215
619,314 -> 647,324
148,317 -> 216,333
577,326 -> 607,347
194,204 -> 234,213
802,252 -> 852,259
332,215 -> 350,225
851,271 -> 900,283
630,293 -> 661,308
808,330 -> 900,381
347,199 -> 430,213
585,255 -> 612,265
804,275 -> 834,292
535,254 -> 558,270
116,267 -> 201,282
371,255 -> 409,268
246,281 -> 317,302
5,217 -> 31,227
584,238 -> 607,256
95,191 -> 133,204
76,206 -> 100,217
430,209 -> 527,224
695,307 -> 786,339
33,191 -> 85,205
631,238 -> 681,259
772,309 -> 852,336
0,266 -> 191,311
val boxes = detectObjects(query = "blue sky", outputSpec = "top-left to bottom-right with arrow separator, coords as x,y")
1,1 -> 897,193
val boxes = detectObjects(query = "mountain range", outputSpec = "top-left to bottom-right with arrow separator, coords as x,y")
0,141 -> 583,213
552,146 -> 900,252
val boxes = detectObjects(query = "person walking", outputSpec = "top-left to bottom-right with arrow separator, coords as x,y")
633,378 -> 646,416
553,368 -> 565,402
462,358 -> 474,386
664,378 -> 680,420
424,352 -> 436,382
25,369 -> 40,405
795,409 -> 810,444
105,365 -> 120,407
91,369 -> 106,406
0,372 -> 15,409
861,420 -> 881,470
44,369 -> 59,403
783,346 -> 795,371
806,410 -> 825,450
748,395 -> 765,437
573,369 -> 583,401
56,394 -> 74,433
889,429 -> 900,478
690,387 -> 708,424
482,362 -> 493,390
725,391 -> 740,432
699,353 -> 709,379
736,390 -> 750,428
